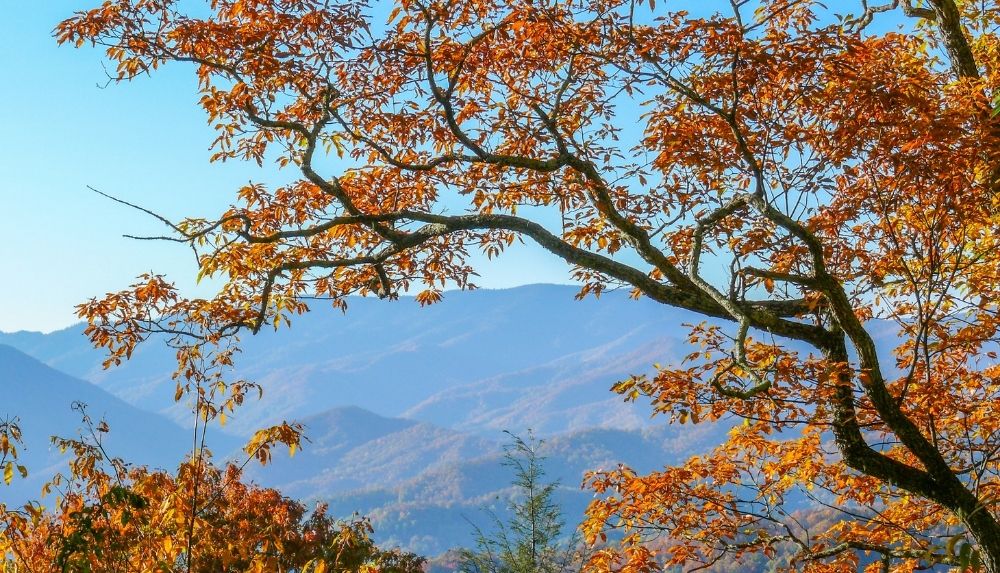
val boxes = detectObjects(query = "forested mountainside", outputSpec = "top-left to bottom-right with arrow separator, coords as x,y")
0,345 -> 196,503
0,285 -> 898,557
247,408 -> 724,554
0,285 -> 700,435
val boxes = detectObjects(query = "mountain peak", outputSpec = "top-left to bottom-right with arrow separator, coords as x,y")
0,343 -> 76,383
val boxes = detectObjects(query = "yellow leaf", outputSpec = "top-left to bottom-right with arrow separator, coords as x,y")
4,463 -> 13,486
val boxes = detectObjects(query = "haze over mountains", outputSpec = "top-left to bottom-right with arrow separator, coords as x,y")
0,284 -> 772,553
1,285 -> 702,435
0,345 -> 194,502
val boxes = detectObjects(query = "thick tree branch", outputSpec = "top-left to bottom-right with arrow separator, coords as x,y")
926,0 -> 980,79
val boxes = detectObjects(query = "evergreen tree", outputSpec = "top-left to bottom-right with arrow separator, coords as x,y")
459,431 -> 582,573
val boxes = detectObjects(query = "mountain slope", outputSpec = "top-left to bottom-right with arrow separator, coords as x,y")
229,403 -> 726,554
0,285 -> 700,436
0,285 -> 911,560
243,406 -> 498,498
316,424 -> 725,555
0,345 -> 197,503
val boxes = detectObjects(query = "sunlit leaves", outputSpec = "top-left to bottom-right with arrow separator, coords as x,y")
244,421 -> 305,465
54,0 -> 1000,571
0,425 -> 423,573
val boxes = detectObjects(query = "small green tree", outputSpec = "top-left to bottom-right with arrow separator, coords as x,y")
460,431 -> 582,573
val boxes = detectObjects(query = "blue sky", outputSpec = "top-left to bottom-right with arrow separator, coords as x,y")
0,2 -> 574,333
0,2 -> 911,333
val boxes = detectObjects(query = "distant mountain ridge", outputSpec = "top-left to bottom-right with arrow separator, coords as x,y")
245,405 -> 495,496
248,406 -> 723,555
0,284 -> 700,437
0,339 -> 719,553
0,345 -> 196,503
320,425 -> 725,555
4,284 -> 890,556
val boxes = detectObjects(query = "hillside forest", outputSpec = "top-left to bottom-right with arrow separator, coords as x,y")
4,0 -> 1000,572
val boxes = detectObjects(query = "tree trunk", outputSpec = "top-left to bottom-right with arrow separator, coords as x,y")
961,500 -> 1000,573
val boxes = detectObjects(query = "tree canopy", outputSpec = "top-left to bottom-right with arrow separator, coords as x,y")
55,0 -> 1000,571
0,412 -> 424,573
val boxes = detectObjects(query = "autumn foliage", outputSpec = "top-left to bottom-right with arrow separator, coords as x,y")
52,0 -> 1000,571
0,415 -> 424,573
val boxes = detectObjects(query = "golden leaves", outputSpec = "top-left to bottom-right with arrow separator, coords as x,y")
0,420 -> 27,489
0,442 -> 422,573
414,288 -> 443,306
54,0 -> 1000,570
243,422 -> 305,466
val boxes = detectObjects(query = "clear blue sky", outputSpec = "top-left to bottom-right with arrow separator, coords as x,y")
0,2 -> 909,333
0,2 -> 573,333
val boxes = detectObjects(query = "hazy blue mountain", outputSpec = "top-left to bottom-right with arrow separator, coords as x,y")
242,406 -> 497,497
0,345 -> 197,503
0,284 -> 903,558
0,285 -> 702,436
311,421 -> 725,555
232,403 -> 724,555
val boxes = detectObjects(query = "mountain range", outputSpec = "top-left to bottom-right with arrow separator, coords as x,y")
0,285 -> 701,435
0,284 -> 804,555
0,345 -> 195,503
